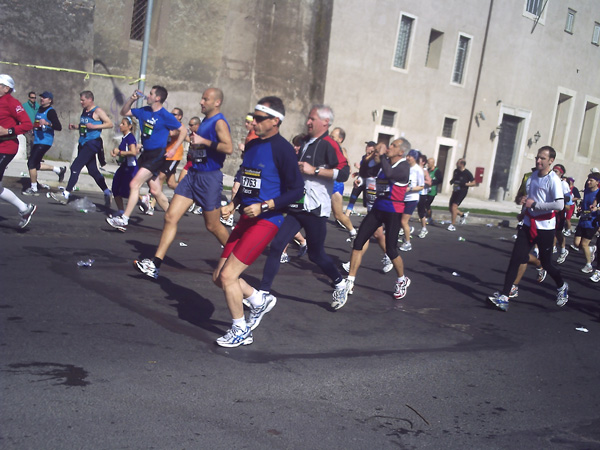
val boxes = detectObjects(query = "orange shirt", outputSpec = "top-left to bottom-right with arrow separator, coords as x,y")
166,136 -> 184,161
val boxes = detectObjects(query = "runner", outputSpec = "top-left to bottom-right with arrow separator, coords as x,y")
110,117 -> 139,216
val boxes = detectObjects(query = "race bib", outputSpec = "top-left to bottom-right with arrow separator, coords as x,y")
78,123 -> 87,137
189,147 -> 207,164
142,121 -> 154,139
241,168 -> 262,197
376,178 -> 391,197
365,177 -> 377,206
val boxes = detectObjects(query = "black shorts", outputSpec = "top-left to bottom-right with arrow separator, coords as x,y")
137,148 -> 166,176
159,159 -> 180,177
575,225 -> 598,240
450,189 -> 468,206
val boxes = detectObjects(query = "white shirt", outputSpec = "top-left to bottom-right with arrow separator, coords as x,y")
404,164 -> 424,202
524,170 -> 564,230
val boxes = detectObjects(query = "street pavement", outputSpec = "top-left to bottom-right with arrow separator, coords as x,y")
1,171 -> 599,449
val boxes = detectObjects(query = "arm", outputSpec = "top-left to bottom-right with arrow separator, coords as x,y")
165,123 -> 187,158
191,119 -> 233,155
42,109 -> 62,131
380,157 -> 409,184
120,91 -> 139,116
0,100 -> 33,136
89,108 -> 113,130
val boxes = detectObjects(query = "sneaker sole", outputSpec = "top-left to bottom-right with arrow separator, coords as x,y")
488,296 -> 509,311
19,204 -> 37,229
393,278 -> 411,300
216,335 -> 253,348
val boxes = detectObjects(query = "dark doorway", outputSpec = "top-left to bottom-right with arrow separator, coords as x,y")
490,114 -> 522,200
437,145 -> 451,192
377,133 -> 393,146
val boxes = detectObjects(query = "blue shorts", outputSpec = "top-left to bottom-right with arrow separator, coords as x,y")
403,200 -> 418,215
174,168 -> 222,211
333,181 -> 344,195
112,164 -> 138,198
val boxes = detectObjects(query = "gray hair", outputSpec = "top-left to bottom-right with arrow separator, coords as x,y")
311,104 -> 334,125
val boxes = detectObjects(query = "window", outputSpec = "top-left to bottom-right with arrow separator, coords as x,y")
442,117 -> 457,138
381,110 -> 396,127
452,34 -> 471,85
565,9 -> 576,34
526,0 -> 543,15
578,101 -> 599,158
550,92 -> 574,153
425,29 -> 444,69
130,0 -> 149,41
393,14 -> 416,70
592,22 -> 600,45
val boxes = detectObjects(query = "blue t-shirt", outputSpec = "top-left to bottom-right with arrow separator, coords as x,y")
238,133 -> 304,226
191,112 -> 230,172
118,132 -> 138,167
580,188 -> 599,228
131,106 -> 181,151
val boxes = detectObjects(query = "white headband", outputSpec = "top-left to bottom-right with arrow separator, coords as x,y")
255,104 -> 284,121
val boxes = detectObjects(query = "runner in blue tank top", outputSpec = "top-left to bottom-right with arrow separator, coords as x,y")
213,96 -> 304,348
106,85 -> 186,231
50,90 -> 113,208
133,88 -> 234,279
23,91 -> 66,196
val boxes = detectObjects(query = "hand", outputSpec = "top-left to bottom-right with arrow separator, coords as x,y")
242,203 -> 261,218
165,148 -> 176,158
191,134 -> 206,146
298,161 -> 315,175
221,202 -> 235,219
524,197 -> 536,208
131,91 -> 140,101
69,123 -> 77,130
0,126 -> 8,136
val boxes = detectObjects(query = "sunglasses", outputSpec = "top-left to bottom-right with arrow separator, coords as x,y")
253,114 -> 273,123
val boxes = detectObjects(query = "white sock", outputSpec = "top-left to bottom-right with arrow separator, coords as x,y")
63,191 -> 70,199
122,215 -> 130,223
31,182 -> 38,191
232,317 -> 247,329
52,166 -> 60,174
347,275 -> 356,283
397,276 -> 406,283
0,186 -> 28,211
246,289 -> 265,307
349,229 -> 357,237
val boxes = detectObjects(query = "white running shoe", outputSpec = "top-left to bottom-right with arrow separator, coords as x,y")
246,293 -> 277,331
280,252 -> 289,264
393,277 -> 411,300
447,224 -> 456,232
418,228 -> 428,239
556,249 -> 569,264
459,211 -> 469,225
331,279 -> 353,310
399,241 -> 412,252
581,263 -> 594,273
134,258 -> 159,279
18,204 -> 37,229
342,261 -> 350,273
590,270 -> 600,283
216,325 -> 253,347
106,215 -> 128,232
556,283 -> 569,307
381,254 -> 393,273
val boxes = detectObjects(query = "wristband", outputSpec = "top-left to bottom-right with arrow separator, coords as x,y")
314,167 -> 321,175
261,202 -> 269,213
209,141 -> 218,151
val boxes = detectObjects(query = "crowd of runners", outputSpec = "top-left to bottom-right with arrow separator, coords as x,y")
1,73 -> 599,347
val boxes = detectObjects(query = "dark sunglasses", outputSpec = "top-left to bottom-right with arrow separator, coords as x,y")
253,114 -> 273,123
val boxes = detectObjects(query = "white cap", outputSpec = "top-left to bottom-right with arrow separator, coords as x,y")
0,74 -> 15,92
591,167 -> 600,173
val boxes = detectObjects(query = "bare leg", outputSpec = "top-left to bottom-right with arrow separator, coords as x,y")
154,194 -> 194,259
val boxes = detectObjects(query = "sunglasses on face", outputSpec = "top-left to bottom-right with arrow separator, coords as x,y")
253,114 -> 273,123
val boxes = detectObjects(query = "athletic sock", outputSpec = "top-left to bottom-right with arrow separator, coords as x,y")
397,276 -> 406,283
347,275 -> 356,283
152,257 -> 163,268
52,167 -> 60,174
349,229 -> 357,237
0,186 -> 27,212
31,182 -> 38,191
122,215 -> 130,223
246,289 -> 264,307
233,317 -> 247,329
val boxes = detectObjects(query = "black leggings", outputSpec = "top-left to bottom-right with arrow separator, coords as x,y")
66,139 -> 108,192
353,208 -> 402,261
260,211 -> 342,292
502,225 -> 564,295
28,144 -> 51,170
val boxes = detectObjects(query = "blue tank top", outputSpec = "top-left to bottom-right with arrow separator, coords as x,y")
191,112 -> 229,172
33,106 -> 55,146
79,106 -> 102,145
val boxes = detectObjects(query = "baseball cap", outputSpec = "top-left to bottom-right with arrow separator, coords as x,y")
40,91 -> 54,99
0,74 -> 15,91
407,149 -> 421,159
365,141 -> 376,147
590,167 -> 599,174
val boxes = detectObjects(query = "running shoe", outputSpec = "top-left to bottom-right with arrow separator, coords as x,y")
398,226 -> 414,238
23,187 -> 39,196
418,228 -> 428,239
50,191 -> 69,204
590,245 -> 597,262
187,202 -> 196,213
569,244 -> 580,252
342,261 -> 350,273
331,279 -> 353,310
533,247 -> 540,258
58,166 -> 67,182
581,263 -> 593,273
536,267 -> 547,283
399,241 -> 412,252
193,206 -> 203,215
459,211 -> 469,225
553,246 -> 558,254
106,215 -> 128,232
246,293 -> 277,331
488,292 -> 509,311
382,254 -> 393,273
563,229 -> 572,236
280,252 -> 289,264
393,277 -> 411,300
556,249 -> 569,264
508,285 -> 519,299
447,224 -> 456,232
590,270 -> 600,283
297,244 -> 308,258
216,324 -> 253,348
146,206 -> 154,216
556,283 -> 569,307
138,194 -> 150,213
37,182 -> 50,190
134,258 -> 159,279
18,204 -> 37,229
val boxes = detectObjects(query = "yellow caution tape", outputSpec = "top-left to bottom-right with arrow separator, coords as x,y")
0,61 -> 141,84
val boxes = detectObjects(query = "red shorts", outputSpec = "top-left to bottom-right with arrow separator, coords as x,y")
566,204 -> 575,220
221,215 -> 279,265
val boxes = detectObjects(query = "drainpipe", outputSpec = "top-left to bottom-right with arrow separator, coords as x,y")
463,0 -> 493,159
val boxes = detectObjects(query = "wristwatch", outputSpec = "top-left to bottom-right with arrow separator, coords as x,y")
7,127 -> 15,136
314,167 -> 321,175
261,202 -> 269,213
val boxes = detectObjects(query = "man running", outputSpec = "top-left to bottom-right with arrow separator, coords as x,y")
50,90 -> 113,206
0,74 -> 36,228
106,86 -> 186,231
213,96 -> 303,347
133,88 -> 232,278
332,137 -> 412,310
447,158 -> 475,231
489,146 -> 569,311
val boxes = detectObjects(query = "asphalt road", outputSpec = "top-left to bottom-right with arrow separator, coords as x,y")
1,177 -> 599,449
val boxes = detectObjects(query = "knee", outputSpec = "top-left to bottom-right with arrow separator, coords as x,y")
205,218 -> 224,235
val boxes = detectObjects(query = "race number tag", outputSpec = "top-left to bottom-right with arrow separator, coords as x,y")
78,123 -> 87,137
241,168 -> 262,197
142,121 -> 154,139
376,178 -> 391,197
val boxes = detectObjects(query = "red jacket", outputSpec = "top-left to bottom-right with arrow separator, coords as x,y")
0,93 -> 33,154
